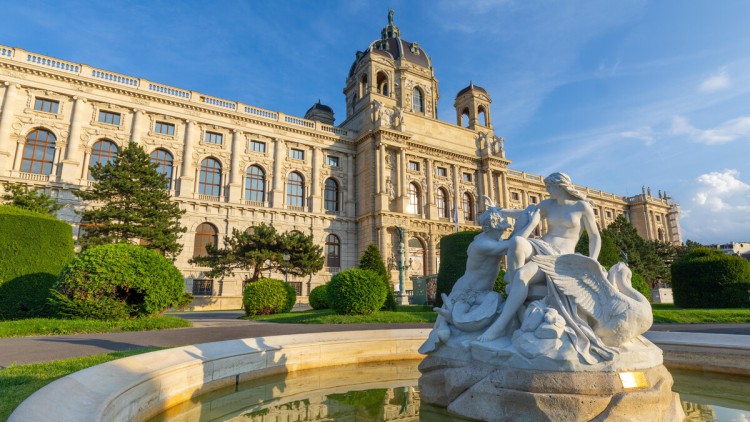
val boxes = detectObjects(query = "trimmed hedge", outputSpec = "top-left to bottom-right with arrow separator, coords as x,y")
357,244 -> 397,311
327,269 -> 386,315
630,271 -> 651,300
243,278 -> 292,316
0,206 -> 74,319
436,231 -> 479,307
672,247 -> 750,308
282,282 -> 297,313
309,285 -> 328,310
54,244 -> 185,319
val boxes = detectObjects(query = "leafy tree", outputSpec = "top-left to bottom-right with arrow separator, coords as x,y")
575,230 -> 620,268
74,143 -> 186,258
2,182 -> 61,215
678,239 -> 704,257
601,216 -> 670,288
190,223 -> 324,284
358,243 -> 396,311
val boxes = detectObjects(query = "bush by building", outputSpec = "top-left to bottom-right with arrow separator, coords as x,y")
309,285 -> 329,310
243,278 -> 292,316
436,231 -> 479,308
357,243 -> 396,311
671,247 -> 750,308
282,281 -> 297,313
327,269 -> 386,315
630,271 -> 651,300
53,244 -> 185,319
0,205 -> 74,319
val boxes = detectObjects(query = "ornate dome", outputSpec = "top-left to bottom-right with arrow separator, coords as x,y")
348,9 -> 432,77
456,81 -> 488,98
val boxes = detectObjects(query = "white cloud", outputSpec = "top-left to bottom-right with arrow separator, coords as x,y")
619,127 -> 655,145
670,115 -> 750,144
682,169 -> 750,243
699,68 -> 731,93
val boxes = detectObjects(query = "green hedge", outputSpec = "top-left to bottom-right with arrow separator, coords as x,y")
0,206 -> 74,319
54,244 -> 185,319
630,271 -> 651,300
282,282 -> 297,313
327,269 -> 386,315
309,285 -> 328,310
672,248 -> 750,308
243,278 -> 291,316
358,244 -> 397,311
436,231 -> 479,307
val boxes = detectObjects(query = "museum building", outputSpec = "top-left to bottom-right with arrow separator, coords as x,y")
0,14 -> 681,309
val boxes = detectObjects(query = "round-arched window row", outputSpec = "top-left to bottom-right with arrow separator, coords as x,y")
149,148 -> 173,190
198,157 -> 222,197
326,233 -> 341,268
193,222 -> 218,258
21,128 -> 56,175
245,165 -> 266,202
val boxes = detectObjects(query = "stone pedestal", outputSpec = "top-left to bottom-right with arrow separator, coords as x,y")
397,293 -> 410,305
419,356 -> 685,422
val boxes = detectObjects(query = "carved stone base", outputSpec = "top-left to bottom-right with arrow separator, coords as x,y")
418,356 -> 685,422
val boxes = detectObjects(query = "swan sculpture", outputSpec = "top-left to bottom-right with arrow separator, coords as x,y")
532,254 -> 653,347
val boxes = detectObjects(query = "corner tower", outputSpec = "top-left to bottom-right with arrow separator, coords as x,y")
455,81 -> 492,129
343,9 -> 439,122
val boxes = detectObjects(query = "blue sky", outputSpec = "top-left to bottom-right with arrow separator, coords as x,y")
2,0 -> 749,244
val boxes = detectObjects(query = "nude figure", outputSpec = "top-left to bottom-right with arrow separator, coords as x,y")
477,172 -> 601,342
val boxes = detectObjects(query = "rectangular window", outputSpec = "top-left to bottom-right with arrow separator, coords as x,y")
290,148 -> 305,160
204,131 -> 223,145
326,155 -> 339,167
34,98 -> 59,114
462,172 -> 472,182
155,121 -> 175,136
606,211 -> 612,218
655,215 -> 661,222
408,161 -> 420,172
511,192 -> 520,201
529,196 -> 538,204
250,140 -> 266,153
192,279 -> 213,296
594,209 -> 599,216
98,110 -> 121,125
436,167 -> 447,177
289,282 -> 303,296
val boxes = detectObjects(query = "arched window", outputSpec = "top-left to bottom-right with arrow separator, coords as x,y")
193,222 -> 218,258
89,139 -> 119,179
286,172 -> 305,208
245,165 -> 266,202
658,228 -> 664,241
437,188 -> 449,219
462,192 -> 474,222
478,106 -> 487,126
360,74 -> 368,98
461,108 -> 470,127
413,87 -> 424,113
408,182 -> 421,215
149,149 -> 173,189
198,157 -> 222,197
376,71 -> 389,96
326,234 -> 341,268
408,237 -> 426,277
324,178 -> 339,212
21,129 -> 56,175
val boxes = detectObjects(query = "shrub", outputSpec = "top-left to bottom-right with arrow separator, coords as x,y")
436,231 -> 479,307
282,282 -> 297,313
357,244 -> 396,311
309,285 -> 329,310
327,269 -> 386,315
630,271 -> 651,300
54,244 -> 185,319
243,278 -> 291,316
0,205 -> 74,319
671,247 -> 750,308
492,268 -> 507,298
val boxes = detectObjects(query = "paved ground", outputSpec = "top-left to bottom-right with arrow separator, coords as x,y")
1,311 -> 748,368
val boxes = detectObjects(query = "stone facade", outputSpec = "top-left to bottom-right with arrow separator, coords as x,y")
0,16 -> 681,309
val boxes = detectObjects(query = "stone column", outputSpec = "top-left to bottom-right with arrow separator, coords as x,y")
228,129 -> 243,202
345,153 -> 355,216
60,96 -> 86,181
179,120 -> 195,198
425,159 -> 435,219
397,148 -> 408,213
129,109 -> 143,145
310,147 -> 321,212
0,83 -> 18,174
500,171 -> 509,208
375,143 -> 389,210
270,138 -> 284,207
452,164 -> 461,223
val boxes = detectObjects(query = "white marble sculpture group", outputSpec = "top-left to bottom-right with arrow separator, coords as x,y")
419,172 -> 657,371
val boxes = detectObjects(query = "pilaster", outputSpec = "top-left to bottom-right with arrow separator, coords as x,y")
0,82 -> 18,175
179,120 -> 195,198
60,96 -> 86,182
228,129 -> 243,202
270,138 -> 284,207
310,146 -> 321,212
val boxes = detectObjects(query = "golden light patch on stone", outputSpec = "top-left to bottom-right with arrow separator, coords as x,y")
619,371 -> 649,389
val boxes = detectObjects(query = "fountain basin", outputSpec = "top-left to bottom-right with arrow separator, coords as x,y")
9,329 -> 750,421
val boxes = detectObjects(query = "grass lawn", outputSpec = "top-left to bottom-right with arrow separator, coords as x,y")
651,304 -> 750,324
0,315 -> 191,338
0,348 -> 159,421
244,305 -> 437,324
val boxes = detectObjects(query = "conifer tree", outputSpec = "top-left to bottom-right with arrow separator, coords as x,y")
358,243 -> 397,311
2,182 -> 62,215
74,143 -> 186,258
